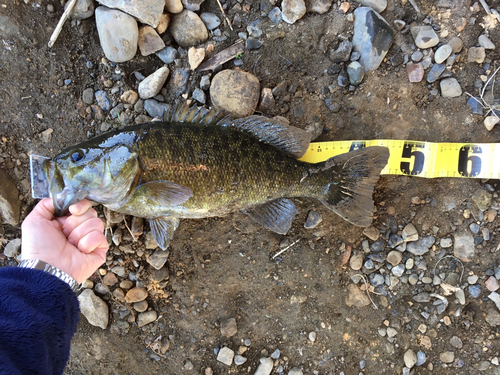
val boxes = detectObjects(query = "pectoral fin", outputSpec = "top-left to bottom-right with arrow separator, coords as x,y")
149,217 -> 180,250
132,181 -> 193,208
244,198 -> 298,234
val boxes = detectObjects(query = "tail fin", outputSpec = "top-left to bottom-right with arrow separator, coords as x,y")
318,146 -> 389,227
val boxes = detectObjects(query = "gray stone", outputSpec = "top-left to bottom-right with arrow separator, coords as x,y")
165,0 -> 183,13
95,6 -> 138,63
411,26 -> 439,49
95,90 -> 110,111
138,26 -> 165,56
3,238 -> 21,258
479,34 -> 495,50
192,88 -> 206,104
486,308 -> 500,326
440,238 -> 452,248
407,236 -> 435,255
450,336 -> 463,348
440,78 -> 462,98
268,7 -> 282,23
392,264 -> 405,277
440,351 -> 454,363
350,251 -> 363,271
411,51 -> 423,62
468,47 -> 486,63
353,7 -> 394,71
165,68 -> 190,98
217,347 -> 234,365
137,310 -> 157,327
426,63 -> 446,83
371,273 -> 384,286
246,38 -> 263,50
304,210 -> 322,228
347,61 -> 364,86
357,0 -> 387,13
147,250 -> 170,269
78,289 -> 109,329
170,10 -> 208,48
220,317 -> 237,337
138,67 -> 169,100
448,37 -> 463,53
0,169 -> 20,225
156,47 -> 178,64
144,99 -> 169,118
402,223 -> 418,242
66,0 -> 94,19
200,12 -> 221,30
387,250 -> 403,266
96,0 -> 164,27
282,0 -> 306,24
454,233 -> 474,262
434,44 -> 452,64
82,88 -> 94,104
413,292 -> 430,302
305,0 -> 332,14
404,349 -> 417,369
330,40 -> 352,63
416,351 -> 426,366
234,355 -> 247,365
181,0 -> 204,11
254,357 -> 273,375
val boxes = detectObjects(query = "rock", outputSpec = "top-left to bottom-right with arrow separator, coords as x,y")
407,236 -> 435,255
103,272 -> 118,286
346,284 -> 371,307
165,0 -> 183,13
386,327 -> 397,337
479,34 -> 495,49
371,273 -> 384,286
124,287 -> 148,303
456,288 -> 466,305
234,355 -> 247,365
404,349 -> 417,369
350,251 -> 363,270
96,0 -> 164,27
416,351 -> 426,366
392,264 -> 405,277
304,210 -> 322,228
170,10 -> 208,48
454,233 -> 475,262
188,47 -> 205,70
352,7 -> 394,71
329,40 -> 352,63
288,368 -> 304,375
440,238 -> 452,248
210,70 -> 260,117
138,67 -> 169,100
440,351 -> 454,363
3,238 -> 21,258
144,99 -> 169,118
434,44 -> 452,64
95,7 -> 138,63
155,13 -> 170,34
472,188 -> 491,211
133,300 -> 148,312
440,78 -> 462,98
220,317 -> 237,337
413,292 -> 430,303
337,68 -> 349,87
484,116 -> 499,131
78,289 -> 109,329
137,310 -> 157,327
486,308 -> 500,326
411,26 -> 439,49
411,51 -> 423,62
268,7 -> 283,23
82,87 -> 94,104
467,96 -> 484,115
246,38 -> 263,50
138,26 -> 165,56
147,250 -> 169,269
305,0 -> 332,14
0,170 -> 20,225
357,0 -> 387,13
450,336 -> 463,348
254,357 -> 273,375
448,37 -> 463,53
308,331 -> 316,342
489,291 -> 500,310
426,63 -> 446,83
94,90 -> 110,111
347,61 -> 364,85
363,226 -> 380,241
156,47 -> 178,64
200,12 -> 221,30
407,63 -> 424,82
468,47 -> 486,63
402,223 -> 418,242
120,90 -> 139,105
192,88 -> 206,104
165,68 -> 190,98
281,0 -> 306,24
66,0 -> 95,19
387,250 -> 403,266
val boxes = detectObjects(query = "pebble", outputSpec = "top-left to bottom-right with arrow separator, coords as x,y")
416,351 -> 426,366
486,308 -> 500,326
220,317 -> 237,337
413,292 -> 430,303
137,310 -> 157,327
155,13 -> 170,34
188,47 -> 205,70
308,331 -> 316,342
156,47 -> 178,64
270,349 -> 280,359
124,287 -> 148,303
246,38 -> 263,50
138,67 -> 170,100
469,222 -> 480,234
346,284 -> 371,307
468,47 -> 486,63
165,0 -> 183,13
346,61 -> 364,86
352,7 -> 394,71
66,0 -> 95,19
216,347 -> 234,366
103,272 -> 118,286
448,36 -> 463,53
363,226 -> 380,241
97,0 -> 164,27
440,238 -> 452,248
411,26 -> 439,49
386,327 -> 397,338
119,90 -> 138,105
133,300 -> 148,312
288,368 -> 303,375
402,223 -> 418,242
357,0 -> 387,13
440,351 -> 455,363
210,70 -> 260,117
192,88 -> 206,104
330,40 -> 352,63
200,12 -> 220,30
304,210 -> 322,228
268,7 -> 282,23
407,63 -> 424,83
95,6 -> 138,63
337,68 -> 349,87
486,276 -> 500,292
0,170 -> 20,226
144,99 -> 170,118
479,34 -> 495,50
450,336 -> 463,349
440,78 -> 462,98
467,96 -> 483,115
411,51 -> 423,62
387,250 -> 403,266
234,355 -> 247,365
406,236 -> 435,256
350,251 -> 363,271
170,10 -> 208,48
434,44 -> 452,64
371,273 -> 384,287
254,357 -> 273,375
138,26 -> 165,56
82,87 -> 94,104
78,289 -> 109,329
456,288 -> 466,304
484,116 -> 499,131
468,275 -> 479,284
281,0 -> 306,24
147,250 -> 169,269
404,349 -> 417,369
406,258 -> 414,270
392,265 -> 405,278
426,63 -> 446,83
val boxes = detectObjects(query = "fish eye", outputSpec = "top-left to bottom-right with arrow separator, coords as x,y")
71,149 -> 84,163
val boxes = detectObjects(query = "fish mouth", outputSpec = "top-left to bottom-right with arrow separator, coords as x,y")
29,154 -> 87,217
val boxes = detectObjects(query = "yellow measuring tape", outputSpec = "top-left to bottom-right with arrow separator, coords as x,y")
299,140 -> 499,179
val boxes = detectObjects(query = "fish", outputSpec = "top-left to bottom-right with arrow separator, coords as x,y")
33,103 -> 390,250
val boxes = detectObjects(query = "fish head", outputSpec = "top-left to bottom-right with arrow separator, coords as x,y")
46,142 -> 140,216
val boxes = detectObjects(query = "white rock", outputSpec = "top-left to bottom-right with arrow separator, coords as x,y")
440,78 -> 462,98
288,368 -> 303,375
3,238 -> 21,258
96,0 -> 164,27
479,34 -> 495,49
188,47 -> 205,70
217,347 -> 234,366
404,349 -> 417,369
78,289 -> 109,329
281,0 -> 306,24
434,44 -> 452,64
165,0 -> 183,13
484,116 -> 499,131
411,26 -> 439,49
489,291 -> 500,311
65,0 -> 95,19
95,7 -> 138,63
138,67 -> 170,99
254,357 -> 273,375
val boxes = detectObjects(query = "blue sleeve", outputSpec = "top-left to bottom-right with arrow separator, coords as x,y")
0,267 -> 80,375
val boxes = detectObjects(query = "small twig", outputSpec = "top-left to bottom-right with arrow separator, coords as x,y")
433,255 -> 464,284
123,217 -> 137,242
408,0 -> 421,13
353,274 -> 378,310
481,66 -> 500,99
272,239 -> 300,259
253,54 -> 262,75
215,0 -> 233,31
48,0 -> 78,48
479,0 -> 491,13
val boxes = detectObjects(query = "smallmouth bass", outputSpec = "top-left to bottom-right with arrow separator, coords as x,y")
33,104 -> 389,249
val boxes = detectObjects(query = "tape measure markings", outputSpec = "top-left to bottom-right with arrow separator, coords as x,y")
299,140 -> 500,179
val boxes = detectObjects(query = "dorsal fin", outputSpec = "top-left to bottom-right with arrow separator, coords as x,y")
229,116 -> 311,159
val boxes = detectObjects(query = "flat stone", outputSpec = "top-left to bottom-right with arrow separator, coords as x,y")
484,116 -> 499,131
404,349 -> 417,369
468,47 -> 486,63
402,223 -> 418,242
357,0 -> 387,13
144,99 -> 170,118
304,210 -> 322,228
165,68 -> 190,98
479,34 -> 495,49
363,226 -> 379,241
450,336 -> 463,348
147,250 -> 170,270
440,78 -> 462,98
210,70 -> 260,117
434,44 -> 452,64
413,292 -> 430,303
440,238 -> 452,248
352,7 -> 394,71
254,357 -> 273,375
454,233 -> 475,262
234,355 -> 247,365
156,13 -> 170,34
170,10 -> 208,48
440,351 -> 454,363
137,310 -> 157,327
411,26 -> 439,49
217,347 -> 234,365
329,40 -> 352,63
124,287 -> 148,303
407,62 -> 424,83
220,317 -> 237,337
138,67 -> 169,99
426,63 -> 446,83
78,289 -> 109,329
392,264 -> 405,277
3,238 -> 21,258
387,250 -> 403,266
282,0 -> 306,24
102,272 -> 118,286
120,90 -> 139,105
96,0 -> 164,27
138,26 -> 165,56
133,300 -> 148,312
199,12 -> 220,31
350,251 -> 363,271
288,368 -> 304,375
448,36 -> 463,53
407,236 -> 435,256
416,351 -> 426,366
467,96 -> 484,115
0,169 -> 19,225
95,7 -> 138,63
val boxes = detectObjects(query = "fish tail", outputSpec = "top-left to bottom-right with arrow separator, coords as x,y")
318,146 -> 390,227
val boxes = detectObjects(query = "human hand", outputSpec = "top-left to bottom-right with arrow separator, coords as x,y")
21,198 -> 109,284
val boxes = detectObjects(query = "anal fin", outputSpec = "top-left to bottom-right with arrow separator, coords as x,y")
244,198 -> 298,235
149,217 -> 180,250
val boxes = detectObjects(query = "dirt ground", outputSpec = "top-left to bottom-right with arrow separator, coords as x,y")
2,0 -> 500,374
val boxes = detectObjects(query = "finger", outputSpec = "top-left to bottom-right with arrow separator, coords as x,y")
77,230 -> 109,255
62,209 -> 99,237
69,199 -> 93,216
31,198 -> 56,221
68,217 -> 105,248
